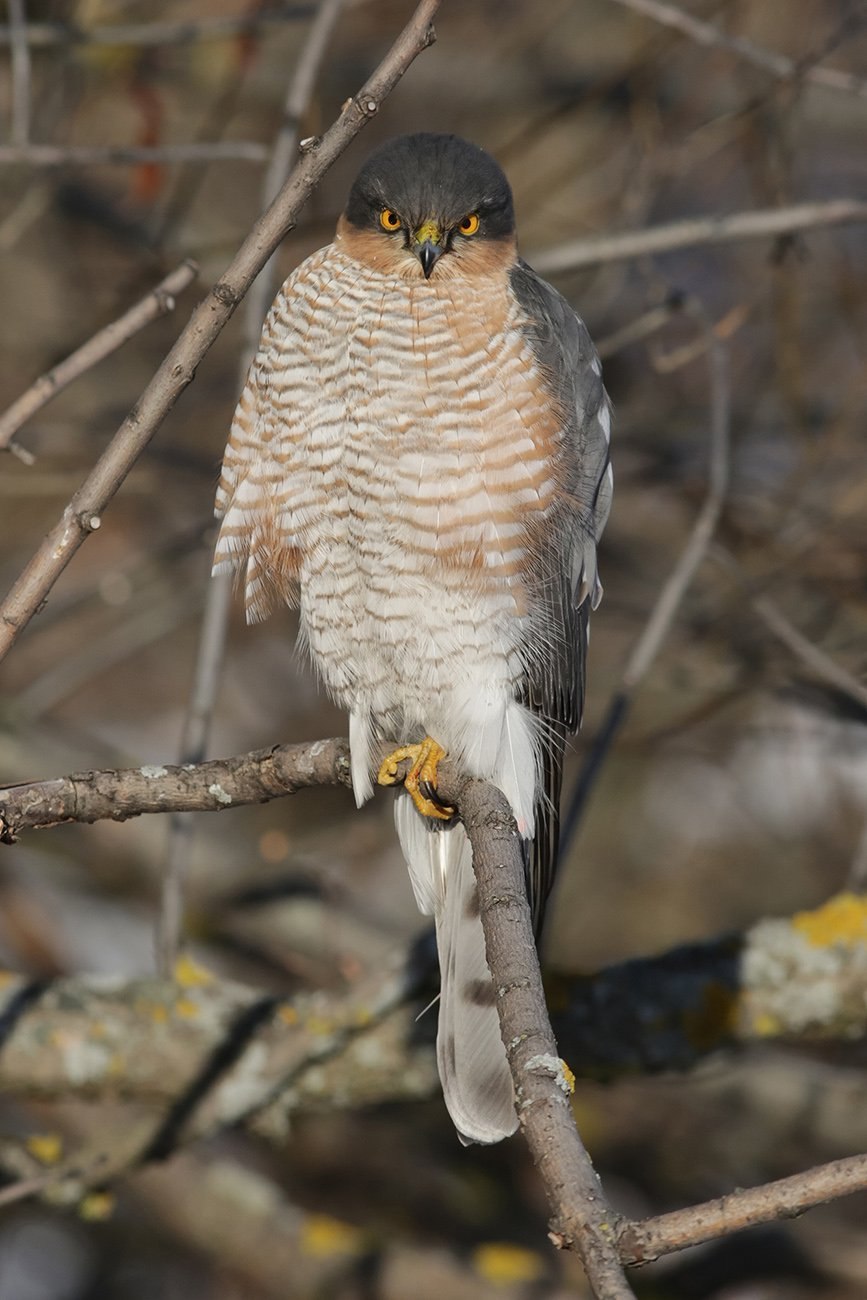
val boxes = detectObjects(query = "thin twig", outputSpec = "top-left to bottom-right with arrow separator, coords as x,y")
561,299 -> 730,853
712,548 -> 867,714
0,0 -> 441,666
7,0 -> 31,148
159,0 -> 348,976
608,0 -> 867,100
0,261 -> 198,451
0,8 -> 314,50
529,198 -> 867,277
618,1152 -> 867,1265
0,141 -> 269,166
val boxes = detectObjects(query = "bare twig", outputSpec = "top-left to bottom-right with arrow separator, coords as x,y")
562,300 -> 730,850
0,8 -> 314,50
7,0 -> 31,147
608,0 -> 867,100
716,553 -> 867,715
0,141 -> 269,166
0,0 -> 441,665
529,198 -> 867,277
619,1153 -> 867,1265
0,261 -> 198,451
159,0 -> 349,976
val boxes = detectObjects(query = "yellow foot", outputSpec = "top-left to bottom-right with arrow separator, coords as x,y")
377,736 -> 454,821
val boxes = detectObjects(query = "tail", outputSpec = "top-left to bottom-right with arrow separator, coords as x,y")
395,794 -> 517,1145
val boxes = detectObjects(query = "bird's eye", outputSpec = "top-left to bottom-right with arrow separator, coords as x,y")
379,208 -> 402,231
458,213 -> 480,236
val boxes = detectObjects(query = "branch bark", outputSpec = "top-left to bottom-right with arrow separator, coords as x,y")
455,778 -> 635,1297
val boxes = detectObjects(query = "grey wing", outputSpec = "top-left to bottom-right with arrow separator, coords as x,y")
509,259 -> 613,934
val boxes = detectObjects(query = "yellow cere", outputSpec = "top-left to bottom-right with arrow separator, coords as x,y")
473,1242 -> 544,1285
413,218 -> 442,246
459,212 -> 480,235
379,208 -> 402,231
792,892 -> 867,948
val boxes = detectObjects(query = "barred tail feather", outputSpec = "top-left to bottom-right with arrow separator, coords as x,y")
394,794 -> 517,1145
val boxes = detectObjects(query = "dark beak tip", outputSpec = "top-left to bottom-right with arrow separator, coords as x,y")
417,241 -> 441,280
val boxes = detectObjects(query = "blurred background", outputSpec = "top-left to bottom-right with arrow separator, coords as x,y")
1,0 -> 867,1296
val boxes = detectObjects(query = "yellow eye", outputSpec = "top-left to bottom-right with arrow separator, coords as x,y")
379,208 -> 402,231
458,213 -> 480,236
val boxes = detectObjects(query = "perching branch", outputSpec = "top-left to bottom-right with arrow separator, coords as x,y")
0,0 -> 442,664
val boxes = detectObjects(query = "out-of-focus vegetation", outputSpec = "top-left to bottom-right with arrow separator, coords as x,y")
1,1 -> 866,1296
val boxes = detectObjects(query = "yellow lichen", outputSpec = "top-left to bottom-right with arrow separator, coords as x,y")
278,1004 -> 298,1025
173,953 -> 214,988
473,1242 -> 544,1285
299,1213 -> 364,1257
174,997 -> 200,1019
79,1191 -> 115,1221
682,979 -> 738,1051
560,1059 -> 576,1094
305,1016 -> 334,1036
135,999 -> 168,1024
26,1133 -> 63,1165
750,1010 -> 783,1037
792,893 -> 867,949
107,1052 -> 127,1078
0,971 -> 17,989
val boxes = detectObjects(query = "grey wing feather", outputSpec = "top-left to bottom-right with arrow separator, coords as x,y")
509,259 -> 613,934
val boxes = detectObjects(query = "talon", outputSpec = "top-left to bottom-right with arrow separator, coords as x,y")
376,736 -> 454,821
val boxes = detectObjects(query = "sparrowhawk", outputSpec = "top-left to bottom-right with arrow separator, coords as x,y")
214,133 -> 612,1144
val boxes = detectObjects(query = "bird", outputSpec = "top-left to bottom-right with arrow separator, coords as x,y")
214,132 -> 612,1144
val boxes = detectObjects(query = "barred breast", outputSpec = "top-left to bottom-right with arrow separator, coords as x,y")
215,243 -> 563,807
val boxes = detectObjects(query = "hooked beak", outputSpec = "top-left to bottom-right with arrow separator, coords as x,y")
413,219 -> 444,279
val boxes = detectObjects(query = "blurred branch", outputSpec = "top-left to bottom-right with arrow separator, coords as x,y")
0,7 -> 314,49
160,0 -> 347,976
562,300 -> 730,851
0,141 -> 270,166
7,0 -> 31,147
551,891 -> 867,1072
0,0 -> 442,665
608,0 -> 867,100
530,198 -> 867,276
3,879 -> 867,1277
714,548 -> 867,714
0,261 -> 198,454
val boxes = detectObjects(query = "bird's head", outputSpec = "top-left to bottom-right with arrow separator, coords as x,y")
337,133 -> 516,281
